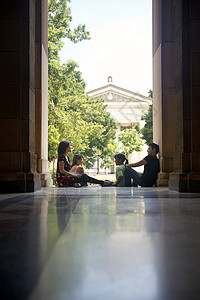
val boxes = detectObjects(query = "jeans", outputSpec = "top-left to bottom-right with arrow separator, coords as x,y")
124,167 -> 144,187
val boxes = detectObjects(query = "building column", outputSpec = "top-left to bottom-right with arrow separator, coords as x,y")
35,0 -> 52,187
153,0 -> 175,186
0,0 -> 50,192
168,0 -> 200,192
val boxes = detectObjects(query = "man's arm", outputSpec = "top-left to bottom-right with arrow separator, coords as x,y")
126,159 -> 147,168
112,176 -> 123,186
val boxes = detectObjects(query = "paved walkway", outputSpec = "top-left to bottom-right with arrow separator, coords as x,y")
0,186 -> 200,300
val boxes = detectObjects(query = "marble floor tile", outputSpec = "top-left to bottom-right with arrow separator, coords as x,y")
0,187 -> 200,300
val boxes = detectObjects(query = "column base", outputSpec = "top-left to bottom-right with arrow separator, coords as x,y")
156,172 -> 169,187
0,172 -> 41,193
37,158 -> 53,187
40,172 -> 53,187
169,172 -> 200,192
0,180 -> 41,193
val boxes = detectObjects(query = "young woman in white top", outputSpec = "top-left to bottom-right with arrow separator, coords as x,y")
70,154 -> 85,175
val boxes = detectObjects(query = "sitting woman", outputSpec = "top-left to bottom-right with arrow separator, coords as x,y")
70,154 -> 87,185
56,141 -> 112,187
70,154 -> 85,175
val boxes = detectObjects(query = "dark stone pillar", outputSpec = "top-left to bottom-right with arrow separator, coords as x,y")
153,0 -> 175,186
169,0 -> 200,192
0,0 -> 49,192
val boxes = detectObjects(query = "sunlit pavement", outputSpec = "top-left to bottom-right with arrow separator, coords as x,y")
0,186 -> 200,300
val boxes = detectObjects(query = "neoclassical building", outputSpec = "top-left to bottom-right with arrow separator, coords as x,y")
87,77 -> 152,172
87,76 -> 152,133
0,0 -> 200,192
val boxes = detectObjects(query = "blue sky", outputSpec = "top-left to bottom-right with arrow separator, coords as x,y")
59,0 -> 152,96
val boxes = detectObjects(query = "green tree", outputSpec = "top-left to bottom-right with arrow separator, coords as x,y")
148,89 -> 153,98
48,0 -> 90,61
48,0 -> 117,168
140,89 -> 153,145
118,128 -> 143,157
49,87 -> 117,167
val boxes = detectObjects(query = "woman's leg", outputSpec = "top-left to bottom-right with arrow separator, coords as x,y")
76,174 -> 104,186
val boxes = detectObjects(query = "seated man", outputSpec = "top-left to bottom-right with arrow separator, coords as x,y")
125,143 -> 160,187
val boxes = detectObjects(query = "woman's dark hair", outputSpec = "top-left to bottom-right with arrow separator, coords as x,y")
114,153 -> 128,164
71,154 -> 83,167
57,141 -> 70,155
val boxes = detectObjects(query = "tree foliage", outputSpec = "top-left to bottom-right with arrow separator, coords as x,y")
118,128 -> 143,157
48,0 -> 117,168
140,89 -> 153,145
48,0 -> 90,61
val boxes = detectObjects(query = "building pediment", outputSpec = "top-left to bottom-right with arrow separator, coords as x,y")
87,83 -> 152,105
87,78 -> 152,125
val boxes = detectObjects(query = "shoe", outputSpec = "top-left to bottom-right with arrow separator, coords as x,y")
102,181 -> 113,186
73,183 -> 81,188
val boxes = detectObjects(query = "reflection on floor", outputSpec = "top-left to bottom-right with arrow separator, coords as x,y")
0,187 -> 200,300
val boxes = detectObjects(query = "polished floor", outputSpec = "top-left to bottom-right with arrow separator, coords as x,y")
0,186 -> 200,300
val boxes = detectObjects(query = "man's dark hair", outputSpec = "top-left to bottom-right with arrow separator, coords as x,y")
149,143 -> 159,154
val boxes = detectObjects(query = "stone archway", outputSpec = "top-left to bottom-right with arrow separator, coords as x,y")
1,0 -> 200,193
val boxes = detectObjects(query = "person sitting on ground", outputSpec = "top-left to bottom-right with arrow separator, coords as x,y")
124,143 -> 160,187
112,153 -> 128,187
70,154 -> 87,185
70,154 -> 85,175
56,141 -> 113,187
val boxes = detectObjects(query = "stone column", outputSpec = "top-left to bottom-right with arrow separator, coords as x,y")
35,0 -> 52,187
0,0 -> 49,192
153,0 -> 175,186
169,0 -> 200,192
